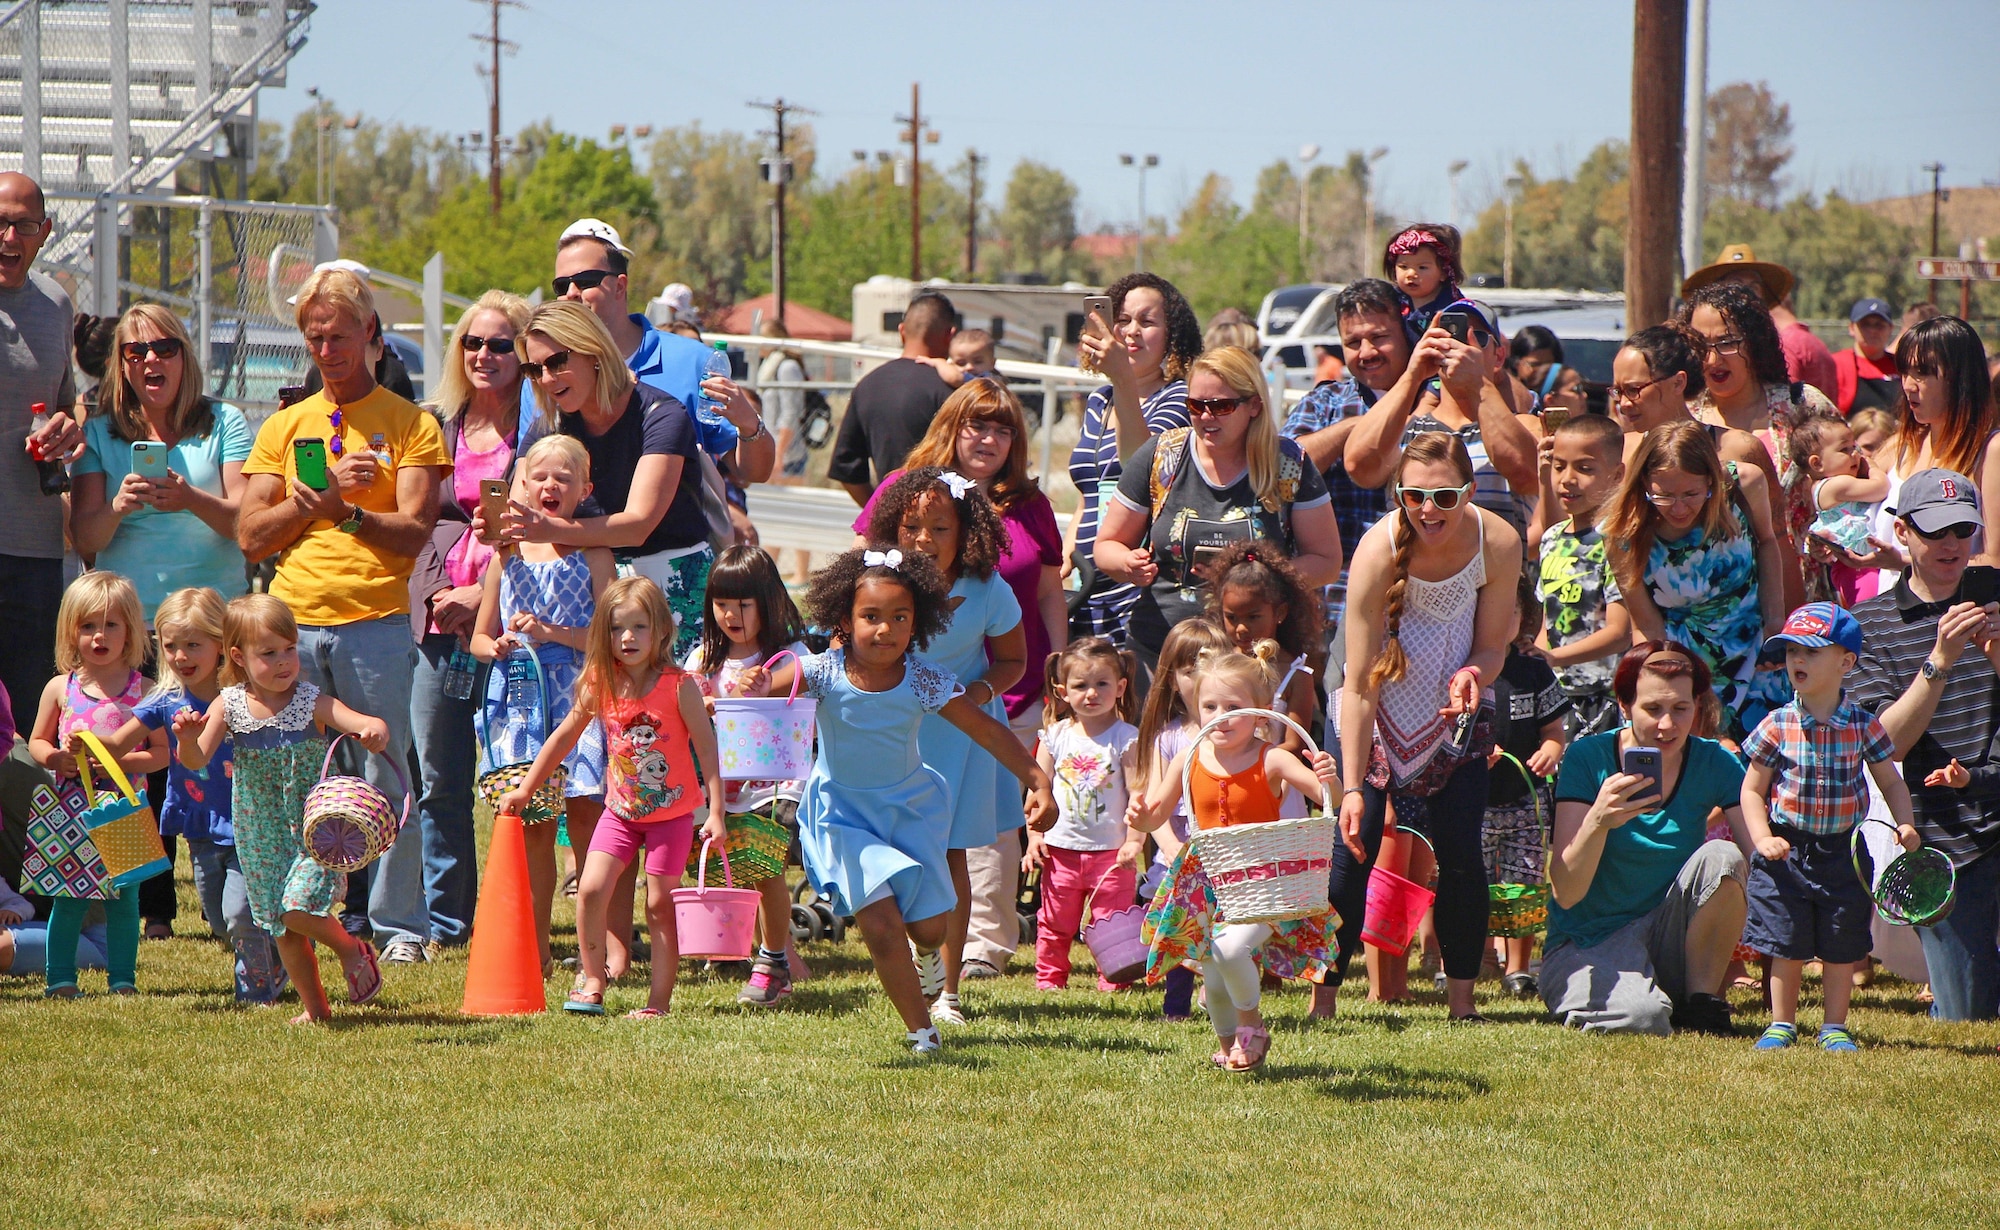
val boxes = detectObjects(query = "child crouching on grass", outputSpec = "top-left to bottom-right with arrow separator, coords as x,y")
1739,603 -> 1919,1052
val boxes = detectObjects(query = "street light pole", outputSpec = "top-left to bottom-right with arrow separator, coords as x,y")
1447,159 -> 1468,231
1120,153 -> 1158,273
1360,147 -> 1388,278
1298,143 -> 1320,278
1503,174 -> 1524,288
1924,161 -> 1945,306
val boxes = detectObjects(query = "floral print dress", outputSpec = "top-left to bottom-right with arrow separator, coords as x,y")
223,682 -> 343,936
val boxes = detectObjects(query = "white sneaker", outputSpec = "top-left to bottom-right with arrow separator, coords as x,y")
907,1025 -> 943,1055
915,947 -> 946,999
380,939 -> 428,965
932,992 -> 966,1026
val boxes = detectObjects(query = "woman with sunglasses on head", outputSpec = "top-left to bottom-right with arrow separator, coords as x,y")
403,289 -> 533,950
1602,420 -> 1786,741
1332,431 -> 1524,1022
1675,282 -> 1832,604
1093,346 -> 1341,674
71,303 -> 255,939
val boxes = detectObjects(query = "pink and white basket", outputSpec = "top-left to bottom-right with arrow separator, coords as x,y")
712,650 -> 816,782
1182,707 -> 1338,925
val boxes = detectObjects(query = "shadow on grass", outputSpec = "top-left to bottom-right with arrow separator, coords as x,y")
962,1030 -> 1172,1056
1257,1059 -> 1493,1101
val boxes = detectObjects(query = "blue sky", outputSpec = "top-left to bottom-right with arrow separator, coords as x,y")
268,0 -> 2000,231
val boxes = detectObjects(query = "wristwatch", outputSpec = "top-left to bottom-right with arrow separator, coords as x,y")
743,416 -> 768,443
336,504 -> 364,535
1921,657 -> 1941,682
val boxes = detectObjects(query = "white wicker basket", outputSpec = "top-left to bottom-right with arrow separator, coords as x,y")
1182,707 -> 1339,924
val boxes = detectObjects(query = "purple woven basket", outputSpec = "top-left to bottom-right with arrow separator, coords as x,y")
302,734 -> 411,873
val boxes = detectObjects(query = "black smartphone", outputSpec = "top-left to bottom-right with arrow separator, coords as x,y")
278,384 -> 308,409
1436,311 -> 1471,344
1962,564 -> 2000,607
1621,745 -> 1663,803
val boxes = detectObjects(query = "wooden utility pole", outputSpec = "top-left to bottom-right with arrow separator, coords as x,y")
471,0 -> 522,217
751,97 -> 814,331
1626,0 -> 1687,328
895,84 -> 934,281
965,149 -> 984,278
1924,162 -> 1945,306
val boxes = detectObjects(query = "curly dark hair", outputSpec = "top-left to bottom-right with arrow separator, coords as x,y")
1675,281 -> 1788,388
1104,272 -> 1203,382
864,466 -> 1006,581
805,547 -> 955,653
1201,540 -> 1324,665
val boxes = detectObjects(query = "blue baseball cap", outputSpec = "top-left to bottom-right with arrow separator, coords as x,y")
1762,602 -> 1864,656
1849,297 -> 1894,324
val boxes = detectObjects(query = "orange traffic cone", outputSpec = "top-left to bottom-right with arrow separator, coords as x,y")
462,810 -> 547,1015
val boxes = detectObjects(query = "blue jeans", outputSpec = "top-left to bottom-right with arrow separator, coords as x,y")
1918,846 -> 2000,1021
297,616 -> 426,949
185,838 -> 285,1002
409,633 -> 480,946
6,920 -> 107,978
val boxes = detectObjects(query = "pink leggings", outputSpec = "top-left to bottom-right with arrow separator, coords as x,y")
589,812 -> 694,879
1036,845 -> 1137,989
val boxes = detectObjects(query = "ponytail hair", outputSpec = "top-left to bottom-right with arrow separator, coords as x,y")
1041,637 -> 1139,727
1194,637 -> 1284,712
1368,432 -> 1475,691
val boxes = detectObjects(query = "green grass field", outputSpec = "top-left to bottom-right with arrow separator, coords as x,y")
7,823 -> 1999,1230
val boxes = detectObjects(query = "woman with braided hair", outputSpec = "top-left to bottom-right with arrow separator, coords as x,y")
1329,431 -> 1522,1022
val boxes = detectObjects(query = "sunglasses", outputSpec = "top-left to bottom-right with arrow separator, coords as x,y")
1187,396 -> 1251,418
519,350 -> 575,382
1397,482 -> 1473,511
551,269 -> 616,297
328,407 -> 344,457
1908,521 -> 1976,541
120,338 -> 184,363
460,333 -> 516,355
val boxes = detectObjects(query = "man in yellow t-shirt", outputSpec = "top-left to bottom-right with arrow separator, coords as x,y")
238,266 -> 450,965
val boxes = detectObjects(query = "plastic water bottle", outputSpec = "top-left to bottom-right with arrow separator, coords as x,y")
442,646 -> 478,700
504,652 -> 540,709
699,341 -> 731,413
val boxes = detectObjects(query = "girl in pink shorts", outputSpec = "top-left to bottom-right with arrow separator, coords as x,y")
500,576 -> 727,1018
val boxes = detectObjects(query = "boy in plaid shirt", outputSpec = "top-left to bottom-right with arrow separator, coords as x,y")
1740,603 -> 1921,1052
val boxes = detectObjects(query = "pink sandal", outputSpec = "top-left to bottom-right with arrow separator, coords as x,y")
344,943 -> 383,1006
624,1006 -> 666,1021
1227,1024 -> 1271,1072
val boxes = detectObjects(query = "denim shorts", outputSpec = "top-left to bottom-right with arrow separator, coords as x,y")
1744,825 -> 1874,964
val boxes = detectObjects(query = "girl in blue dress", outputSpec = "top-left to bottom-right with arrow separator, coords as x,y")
863,467 -> 1026,1025
755,548 -> 1055,1055
471,434 -> 615,974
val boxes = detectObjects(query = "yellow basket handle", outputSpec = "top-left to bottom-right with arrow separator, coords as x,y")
71,729 -> 142,810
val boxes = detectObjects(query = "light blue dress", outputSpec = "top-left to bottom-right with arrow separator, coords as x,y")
919,570 -> 1023,850
798,649 -> 961,922
479,551 -> 606,797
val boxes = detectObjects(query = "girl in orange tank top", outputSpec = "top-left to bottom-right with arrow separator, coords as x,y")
1126,639 -> 1338,1073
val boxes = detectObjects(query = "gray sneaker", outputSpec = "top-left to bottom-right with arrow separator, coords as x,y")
380,939 -> 428,965
737,960 -> 793,1008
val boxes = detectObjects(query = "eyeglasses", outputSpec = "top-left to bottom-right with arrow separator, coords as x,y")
0,217 -> 49,240
1644,487 -> 1711,509
958,420 -> 1015,442
1609,375 -> 1670,403
120,338 -> 184,363
519,350 -> 575,382
1908,521 -> 1977,541
1187,396 -> 1251,418
551,269 -> 616,297
1397,482 -> 1473,511
1705,335 -> 1745,358
460,333 -> 517,355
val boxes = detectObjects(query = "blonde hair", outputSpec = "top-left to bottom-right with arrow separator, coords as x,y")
220,594 -> 299,688
292,266 -> 375,334
1847,407 -> 1897,445
1601,420 -> 1741,600
523,300 -> 635,417
516,433 -> 591,487
150,587 -> 228,699
55,572 -> 147,673
431,289 -> 534,424
1190,345 -> 1284,512
1135,617 -> 1234,782
106,304 -> 213,442
902,378 -> 1039,512
1194,638 -> 1283,712
577,576 -> 678,714
1368,432 -> 1476,690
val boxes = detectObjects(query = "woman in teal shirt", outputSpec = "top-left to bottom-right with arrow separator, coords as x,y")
1543,640 -> 1750,1036
71,305 -> 252,622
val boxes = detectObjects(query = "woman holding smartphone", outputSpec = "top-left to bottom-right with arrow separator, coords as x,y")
1541,641 -> 1749,1037
1331,430 -> 1521,1023
406,289 -> 533,950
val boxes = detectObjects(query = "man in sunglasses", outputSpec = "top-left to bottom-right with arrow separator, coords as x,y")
543,219 -> 774,487
1849,468 -> 2000,1021
0,171 -> 85,721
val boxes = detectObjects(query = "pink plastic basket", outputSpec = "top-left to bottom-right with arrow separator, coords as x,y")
672,836 -> 760,960
713,650 -> 816,782
1360,829 -> 1437,956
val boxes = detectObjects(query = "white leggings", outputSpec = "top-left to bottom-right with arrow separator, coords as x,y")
1200,921 -> 1273,1037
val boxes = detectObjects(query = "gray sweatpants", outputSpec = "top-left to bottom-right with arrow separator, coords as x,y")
1539,841 -> 1747,1036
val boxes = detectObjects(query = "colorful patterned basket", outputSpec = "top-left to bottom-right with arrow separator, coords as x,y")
712,650 -> 815,782
21,782 -> 110,900
72,731 -> 170,889
476,649 -> 567,825
1183,708 -> 1338,925
1486,752 -> 1550,939
303,733 -> 411,872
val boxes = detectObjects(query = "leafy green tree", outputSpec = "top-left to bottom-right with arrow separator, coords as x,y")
784,160 -> 968,317
1701,194 -> 1918,319
1462,142 -> 1628,291
997,159 -> 1077,280
1154,174 -> 1299,322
